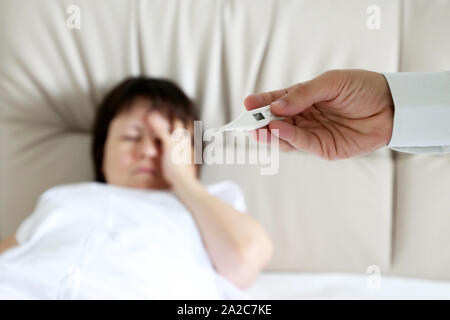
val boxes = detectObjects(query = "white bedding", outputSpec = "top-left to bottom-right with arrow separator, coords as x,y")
0,181 -> 248,300
246,272 -> 450,299
3,182 -> 449,300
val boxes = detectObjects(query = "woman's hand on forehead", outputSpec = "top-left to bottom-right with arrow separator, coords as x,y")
145,111 -> 171,136
146,111 -> 196,186
146,111 -> 193,136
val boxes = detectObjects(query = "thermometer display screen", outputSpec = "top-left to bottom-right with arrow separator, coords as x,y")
252,112 -> 265,121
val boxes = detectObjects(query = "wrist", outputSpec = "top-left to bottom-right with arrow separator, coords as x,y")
380,73 -> 395,146
385,99 -> 395,146
170,172 -> 202,196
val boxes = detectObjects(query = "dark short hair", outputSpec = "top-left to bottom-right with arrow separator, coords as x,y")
91,77 -> 200,183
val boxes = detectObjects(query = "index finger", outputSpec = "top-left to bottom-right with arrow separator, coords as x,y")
244,82 -> 302,110
243,88 -> 289,111
147,112 -> 171,142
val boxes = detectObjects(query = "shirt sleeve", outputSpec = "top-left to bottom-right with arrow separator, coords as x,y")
206,180 -> 247,213
383,71 -> 450,154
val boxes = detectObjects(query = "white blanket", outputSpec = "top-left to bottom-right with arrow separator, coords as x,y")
247,272 -> 450,299
0,181 -> 248,299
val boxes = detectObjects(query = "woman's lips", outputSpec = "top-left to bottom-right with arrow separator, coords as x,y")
136,168 -> 156,176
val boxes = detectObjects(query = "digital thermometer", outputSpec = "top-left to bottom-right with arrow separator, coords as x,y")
215,105 -> 285,133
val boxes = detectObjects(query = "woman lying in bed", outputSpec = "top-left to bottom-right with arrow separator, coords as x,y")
0,77 -> 273,299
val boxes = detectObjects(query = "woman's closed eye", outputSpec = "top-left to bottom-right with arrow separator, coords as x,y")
123,135 -> 141,142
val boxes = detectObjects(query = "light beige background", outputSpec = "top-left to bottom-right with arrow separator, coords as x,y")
0,0 -> 449,280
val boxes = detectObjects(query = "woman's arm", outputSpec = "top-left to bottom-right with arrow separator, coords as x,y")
173,176 -> 273,289
0,234 -> 18,255
147,114 -> 274,289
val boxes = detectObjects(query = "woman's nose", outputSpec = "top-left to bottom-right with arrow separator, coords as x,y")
138,137 -> 158,158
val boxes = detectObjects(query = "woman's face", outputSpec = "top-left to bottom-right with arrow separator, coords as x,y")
102,98 -> 172,189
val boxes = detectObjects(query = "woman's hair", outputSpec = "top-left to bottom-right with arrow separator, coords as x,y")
91,76 -> 200,183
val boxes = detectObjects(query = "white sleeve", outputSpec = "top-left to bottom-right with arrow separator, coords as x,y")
206,180 -> 247,213
383,71 -> 450,154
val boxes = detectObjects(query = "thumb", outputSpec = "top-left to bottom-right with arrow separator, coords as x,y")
270,72 -> 339,117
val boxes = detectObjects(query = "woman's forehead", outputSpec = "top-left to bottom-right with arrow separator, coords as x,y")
124,105 -> 151,121
112,104 -> 170,132
112,108 -> 147,128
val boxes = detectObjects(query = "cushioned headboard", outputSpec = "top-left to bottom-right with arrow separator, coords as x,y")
1,0 -> 450,280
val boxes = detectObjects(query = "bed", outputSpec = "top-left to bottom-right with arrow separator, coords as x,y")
247,273 -> 450,299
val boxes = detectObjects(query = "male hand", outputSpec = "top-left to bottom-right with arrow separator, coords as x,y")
244,69 -> 395,160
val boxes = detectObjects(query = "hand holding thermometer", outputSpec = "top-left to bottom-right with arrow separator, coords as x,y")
215,105 -> 285,133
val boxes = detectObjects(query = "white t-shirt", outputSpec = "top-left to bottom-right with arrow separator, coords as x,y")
0,181 -> 248,300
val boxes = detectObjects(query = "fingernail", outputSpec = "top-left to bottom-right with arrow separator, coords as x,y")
271,100 -> 287,108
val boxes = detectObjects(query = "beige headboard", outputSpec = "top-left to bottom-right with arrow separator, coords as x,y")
1,0 -> 450,281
